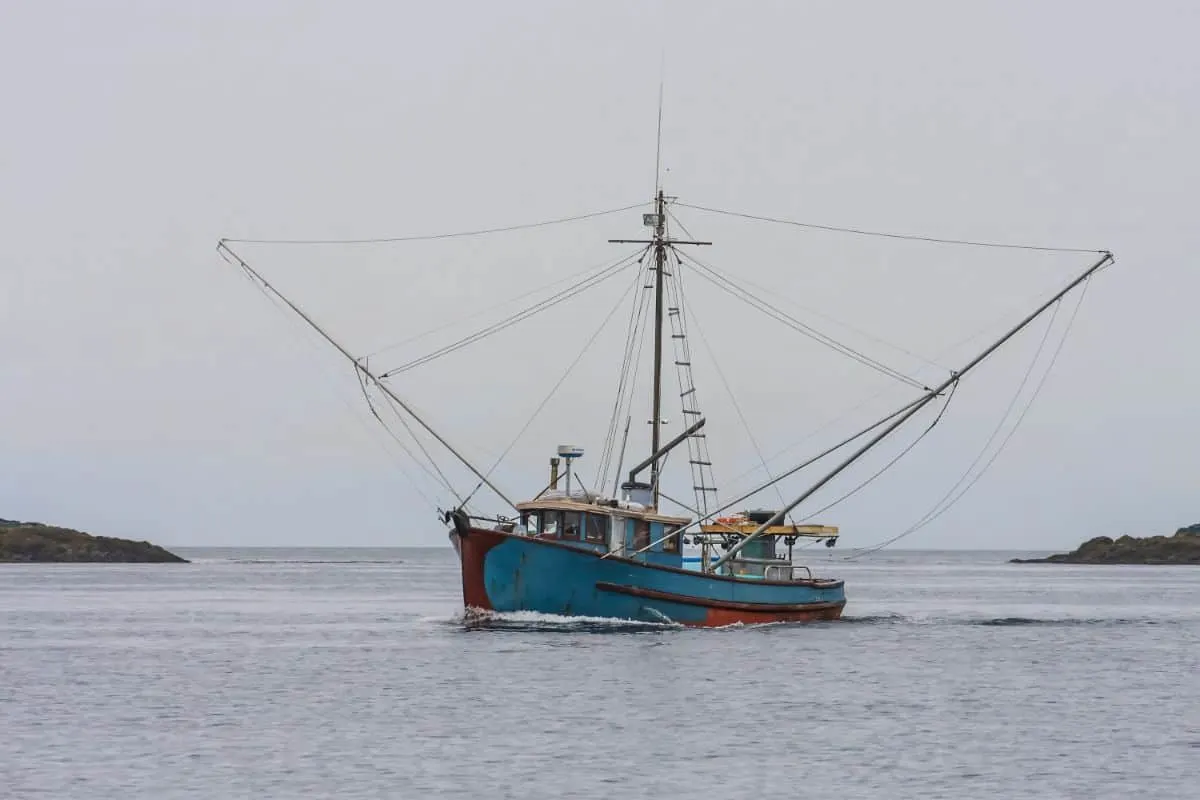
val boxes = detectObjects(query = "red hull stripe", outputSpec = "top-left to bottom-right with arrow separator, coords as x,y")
595,581 -> 846,615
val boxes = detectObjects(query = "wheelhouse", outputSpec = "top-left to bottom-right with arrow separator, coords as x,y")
513,497 -> 689,569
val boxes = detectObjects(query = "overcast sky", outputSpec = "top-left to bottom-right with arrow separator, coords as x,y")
2,1 -> 1197,549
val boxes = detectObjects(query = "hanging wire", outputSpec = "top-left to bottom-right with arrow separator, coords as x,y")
670,248 -> 791,517
379,249 -> 644,377
354,366 -> 464,506
678,251 -> 931,391
596,257 -> 656,491
668,208 -> 949,374
595,250 -> 652,472
458,259 -> 645,508
223,248 -> 450,512
596,250 -> 654,482
846,277 -> 1093,559
675,202 -> 1105,254
223,202 -> 649,245
364,249 -> 654,360
719,270 -> 1097,494
790,380 -> 960,525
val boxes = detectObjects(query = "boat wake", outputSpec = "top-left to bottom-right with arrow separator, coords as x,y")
430,610 -> 1183,632
455,609 -> 680,633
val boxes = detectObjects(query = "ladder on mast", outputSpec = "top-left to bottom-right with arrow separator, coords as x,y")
664,268 -> 718,516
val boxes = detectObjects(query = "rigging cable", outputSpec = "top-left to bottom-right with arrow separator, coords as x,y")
457,259 -> 646,509
218,246 -> 448,512
846,275 -> 1094,559
668,208 -> 948,374
597,258 -> 656,491
610,282 -> 656,491
674,202 -> 1105,254
606,282 -> 656,492
677,251 -> 930,391
670,248 -> 792,518
380,249 -> 644,377
223,202 -> 649,245
596,250 -> 654,484
669,391 -> 937,535
790,380 -> 960,526
365,249 -> 655,361
718,274 -> 1095,493
668,207 -> 946,502
354,365 -> 465,507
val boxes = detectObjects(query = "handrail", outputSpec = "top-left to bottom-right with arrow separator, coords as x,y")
761,563 -> 813,582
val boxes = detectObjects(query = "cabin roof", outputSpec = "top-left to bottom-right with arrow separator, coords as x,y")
515,498 -> 690,525
698,522 -> 839,538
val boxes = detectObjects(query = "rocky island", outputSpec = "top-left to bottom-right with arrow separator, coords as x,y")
1012,524 -> 1200,565
0,518 -> 187,563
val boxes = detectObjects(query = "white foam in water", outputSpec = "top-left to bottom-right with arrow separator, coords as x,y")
452,608 -> 681,629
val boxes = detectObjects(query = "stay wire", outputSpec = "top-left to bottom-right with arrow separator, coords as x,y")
720,272 -> 1096,492
599,260 -> 656,491
458,260 -> 645,509
353,366 -> 460,507
662,250 -> 720,512
847,276 -> 1093,559
672,392 -> 936,536
668,209 -> 948,374
223,202 -> 649,245
597,250 -> 654,482
804,294 -> 1060,529
379,249 -> 643,377
357,367 -> 467,508
223,248 -> 448,512
671,249 -> 791,518
675,202 -> 1105,254
791,380 -> 959,526
679,251 -> 929,391
365,249 -> 652,361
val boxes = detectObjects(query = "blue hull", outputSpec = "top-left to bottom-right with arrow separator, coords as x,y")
455,527 -> 845,626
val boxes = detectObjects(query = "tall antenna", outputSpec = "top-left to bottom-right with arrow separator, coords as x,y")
653,55 -> 664,193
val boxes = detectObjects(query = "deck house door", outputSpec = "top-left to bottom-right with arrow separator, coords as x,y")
608,516 -> 625,553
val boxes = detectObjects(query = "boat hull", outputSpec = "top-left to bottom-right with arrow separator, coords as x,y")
452,527 -> 845,626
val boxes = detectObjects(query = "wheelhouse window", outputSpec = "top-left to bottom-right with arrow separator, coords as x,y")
521,511 -> 540,536
561,511 -> 582,540
585,514 -> 609,545
662,524 -> 681,553
541,511 -> 561,538
632,519 -> 650,550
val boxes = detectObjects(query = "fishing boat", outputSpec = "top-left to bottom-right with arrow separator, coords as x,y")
218,174 -> 1112,627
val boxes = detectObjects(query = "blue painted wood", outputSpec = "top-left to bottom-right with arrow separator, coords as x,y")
479,533 -> 844,625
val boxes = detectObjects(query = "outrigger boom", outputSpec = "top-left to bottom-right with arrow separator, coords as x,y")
216,239 -> 517,512
711,249 -> 1113,571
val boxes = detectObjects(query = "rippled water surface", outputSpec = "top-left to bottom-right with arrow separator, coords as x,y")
3,548 -> 1199,799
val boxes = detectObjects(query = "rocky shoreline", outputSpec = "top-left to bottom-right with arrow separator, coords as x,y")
0,518 -> 187,563
1011,524 -> 1200,565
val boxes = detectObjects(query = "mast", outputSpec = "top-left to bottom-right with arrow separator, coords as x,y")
609,195 -> 711,507
650,189 -> 666,505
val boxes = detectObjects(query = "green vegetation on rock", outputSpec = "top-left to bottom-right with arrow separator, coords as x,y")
0,518 -> 187,563
1012,524 -> 1200,565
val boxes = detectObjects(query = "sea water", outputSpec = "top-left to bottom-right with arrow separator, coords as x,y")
2,548 -> 1198,798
